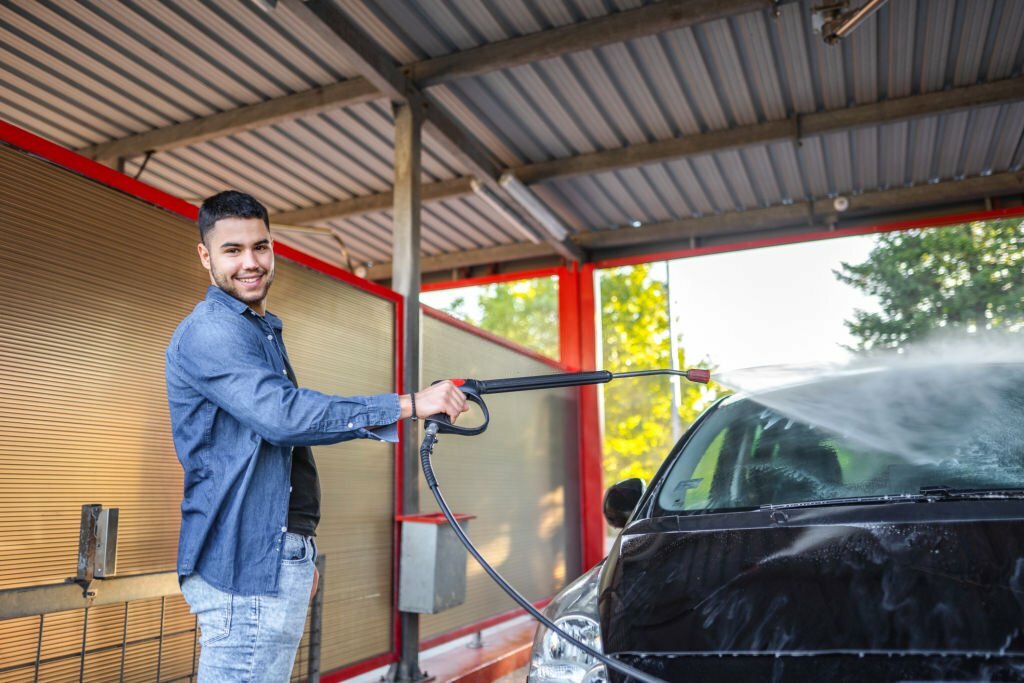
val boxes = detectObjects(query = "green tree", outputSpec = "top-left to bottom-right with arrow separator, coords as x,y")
436,266 -> 721,488
835,219 -> 1024,351
436,277 -> 559,358
599,265 -> 720,487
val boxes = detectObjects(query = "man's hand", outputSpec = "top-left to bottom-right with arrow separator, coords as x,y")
402,380 -> 468,422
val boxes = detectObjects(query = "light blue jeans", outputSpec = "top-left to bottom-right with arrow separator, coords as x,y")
181,533 -> 317,683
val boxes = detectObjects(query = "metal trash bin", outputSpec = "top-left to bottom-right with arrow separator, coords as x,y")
397,512 -> 475,614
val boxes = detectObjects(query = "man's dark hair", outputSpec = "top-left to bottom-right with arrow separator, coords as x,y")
198,190 -> 270,243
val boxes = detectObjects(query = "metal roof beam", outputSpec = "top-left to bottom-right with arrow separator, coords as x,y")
409,0 -> 787,87
578,171 -> 1024,250
366,172 -> 1024,279
366,242 -> 558,281
277,78 -> 1024,223
272,178 -> 474,224
515,77 -> 1024,183
289,0 -> 582,263
75,0 -> 787,165
77,79 -> 377,163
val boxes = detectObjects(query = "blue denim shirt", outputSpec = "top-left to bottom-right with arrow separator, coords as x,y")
166,286 -> 399,595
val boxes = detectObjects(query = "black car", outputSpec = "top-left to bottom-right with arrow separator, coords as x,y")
528,362 -> 1024,682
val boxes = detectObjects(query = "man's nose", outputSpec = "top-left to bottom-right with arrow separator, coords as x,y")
241,249 -> 260,269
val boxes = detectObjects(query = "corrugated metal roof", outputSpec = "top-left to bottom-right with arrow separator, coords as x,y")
2,0 -> 1023,272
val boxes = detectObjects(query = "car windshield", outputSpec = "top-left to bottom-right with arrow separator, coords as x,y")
656,364 -> 1024,513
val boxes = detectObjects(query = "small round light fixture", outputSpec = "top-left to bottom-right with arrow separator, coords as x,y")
833,196 -> 850,212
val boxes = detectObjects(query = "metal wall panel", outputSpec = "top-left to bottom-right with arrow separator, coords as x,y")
419,313 -> 579,640
0,142 -> 396,674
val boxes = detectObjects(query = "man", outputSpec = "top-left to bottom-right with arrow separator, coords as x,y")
166,190 -> 466,682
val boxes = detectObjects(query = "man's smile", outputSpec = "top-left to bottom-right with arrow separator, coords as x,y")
236,273 -> 264,287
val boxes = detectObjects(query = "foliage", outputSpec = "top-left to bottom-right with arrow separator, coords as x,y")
437,266 -> 723,491
599,265 -> 722,487
835,219 -> 1024,351
437,277 -> 559,358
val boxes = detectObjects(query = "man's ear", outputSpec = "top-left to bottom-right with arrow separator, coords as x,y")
197,241 -> 211,272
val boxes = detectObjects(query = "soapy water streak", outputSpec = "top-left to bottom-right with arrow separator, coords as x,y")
715,334 -> 1024,479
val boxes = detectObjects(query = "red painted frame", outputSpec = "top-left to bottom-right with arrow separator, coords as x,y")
423,266 -> 607,572
0,122 -> 407,679
421,266 -> 563,292
595,205 -> 1024,270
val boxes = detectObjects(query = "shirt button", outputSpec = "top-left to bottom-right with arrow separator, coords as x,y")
348,422 -> 354,428
282,369 -> 287,374
267,334 -> 273,340
281,526 -> 287,533
289,486 -> 293,492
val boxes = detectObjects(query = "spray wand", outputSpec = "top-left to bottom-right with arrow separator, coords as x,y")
419,368 -> 711,683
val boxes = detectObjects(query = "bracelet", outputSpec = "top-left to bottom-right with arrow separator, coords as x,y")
410,392 -> 417,421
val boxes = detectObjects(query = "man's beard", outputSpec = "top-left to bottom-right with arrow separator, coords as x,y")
210,261 -> 274,308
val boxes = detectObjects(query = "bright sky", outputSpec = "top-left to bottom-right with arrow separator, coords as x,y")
667,234 -> 881,372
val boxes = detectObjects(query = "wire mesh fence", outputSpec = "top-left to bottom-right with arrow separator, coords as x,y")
0,556 -> 325,683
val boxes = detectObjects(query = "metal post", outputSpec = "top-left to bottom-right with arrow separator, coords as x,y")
559,265 -> 605,571
307,554 -> 325,683
666,262 -> 682,442
387,101 -> 428,683
75,504 -> 101,597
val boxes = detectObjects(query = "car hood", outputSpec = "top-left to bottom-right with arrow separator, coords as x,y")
599,500 -> 1024,682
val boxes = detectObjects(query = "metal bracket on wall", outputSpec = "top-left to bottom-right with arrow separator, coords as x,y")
68,503 -> 119,599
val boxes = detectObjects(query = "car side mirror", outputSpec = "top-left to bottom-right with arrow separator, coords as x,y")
603,478 -> 645,529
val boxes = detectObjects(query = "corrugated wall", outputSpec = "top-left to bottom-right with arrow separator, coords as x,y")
419,312 -> 579,639
0,141 -> 397,675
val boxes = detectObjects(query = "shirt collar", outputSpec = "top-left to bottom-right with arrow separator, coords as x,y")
205,285 -> 283,330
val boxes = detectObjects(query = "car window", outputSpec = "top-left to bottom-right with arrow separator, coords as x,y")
656,366 -> 1024,513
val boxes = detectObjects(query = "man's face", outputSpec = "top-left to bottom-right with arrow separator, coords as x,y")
197,217 -> 275,315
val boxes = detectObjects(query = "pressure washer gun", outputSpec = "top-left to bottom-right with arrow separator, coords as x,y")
417,367 -> 710,683
425,367 -> 712,437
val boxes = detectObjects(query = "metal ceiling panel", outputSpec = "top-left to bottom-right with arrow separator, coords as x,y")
909,116 -> 940,183
660,158 -> 713,216
884,0 -> 917,99
879,120 -> 910,189
771,1 -> 817,113
951,0 -> 995,87
960,106 -> 1002,177
853,126 -> 879,192
919,0 -> 957,92
731,11 -> 788,121
697,18 -> 760,127
740,145 -> 784,205
661,25 -> 730,131
991,102 -> 1024,172
2,0 -> 1022,274
766,140 -> 806,202
797,136 -> 830,198
848,8 -> 879,105
986,1 -> 1024,80
715,149 -> 761,208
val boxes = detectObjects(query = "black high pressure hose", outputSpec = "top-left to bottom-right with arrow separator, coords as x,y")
420,421 -> 665,683
417,369 -> 711,682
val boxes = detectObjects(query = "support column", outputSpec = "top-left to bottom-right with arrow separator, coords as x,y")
389,102 -> 426,683
558,264 -> 605,571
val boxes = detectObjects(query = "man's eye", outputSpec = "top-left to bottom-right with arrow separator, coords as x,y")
255,245 -> 269,251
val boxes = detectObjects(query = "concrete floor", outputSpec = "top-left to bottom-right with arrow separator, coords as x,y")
492,665 -> 528,682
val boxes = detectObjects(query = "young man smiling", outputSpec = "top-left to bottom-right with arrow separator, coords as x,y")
166,191 -> 466,682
